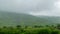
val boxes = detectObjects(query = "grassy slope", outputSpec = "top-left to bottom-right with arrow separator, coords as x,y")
0,11 -> 60,27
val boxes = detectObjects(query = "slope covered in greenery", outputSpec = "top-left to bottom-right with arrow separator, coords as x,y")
0,11 -> 60,27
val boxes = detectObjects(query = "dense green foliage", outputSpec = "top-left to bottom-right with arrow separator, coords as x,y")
0,11 -> 60,34
0,25 -> 60,34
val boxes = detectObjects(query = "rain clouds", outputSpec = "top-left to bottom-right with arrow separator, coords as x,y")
0,0 -> 60,16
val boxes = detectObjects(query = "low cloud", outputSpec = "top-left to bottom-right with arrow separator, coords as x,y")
0,0 -> 60,16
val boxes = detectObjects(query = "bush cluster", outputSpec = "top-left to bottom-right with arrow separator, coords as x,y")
0,25 -> 60,34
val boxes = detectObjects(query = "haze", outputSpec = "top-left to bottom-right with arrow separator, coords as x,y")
0,0 -> 60,16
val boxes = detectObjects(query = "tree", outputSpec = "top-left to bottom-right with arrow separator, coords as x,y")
56,24 -> 60,29
25,26 -> 28,28
16,25 -> 21,29
3,26 -> 7,29
34,25 -> 38,28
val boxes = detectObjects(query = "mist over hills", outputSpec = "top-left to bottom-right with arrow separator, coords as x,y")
0,11 -> 60,27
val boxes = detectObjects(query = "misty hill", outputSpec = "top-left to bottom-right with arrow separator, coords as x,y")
0,11 -> 60,27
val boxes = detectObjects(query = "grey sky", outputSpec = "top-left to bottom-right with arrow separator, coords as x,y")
0,0 -> 60,16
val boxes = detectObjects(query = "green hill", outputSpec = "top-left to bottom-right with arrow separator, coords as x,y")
0,11 -> 60,27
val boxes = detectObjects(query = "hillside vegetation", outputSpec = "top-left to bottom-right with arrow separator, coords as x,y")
0,11 -> 60,27
0,11 -> 60,34
0,25 -> 60,34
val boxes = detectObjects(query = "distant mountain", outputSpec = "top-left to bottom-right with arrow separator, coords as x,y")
0,11 -> 60,27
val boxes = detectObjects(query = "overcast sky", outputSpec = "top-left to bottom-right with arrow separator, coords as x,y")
0,0 -> 60,16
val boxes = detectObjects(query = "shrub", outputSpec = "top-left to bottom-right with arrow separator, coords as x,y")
51,30 -> 59,34
37,29 -> 50,34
